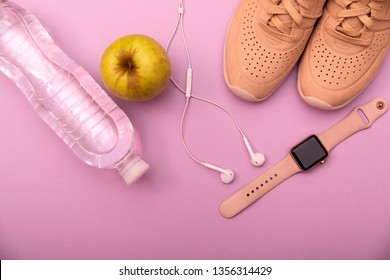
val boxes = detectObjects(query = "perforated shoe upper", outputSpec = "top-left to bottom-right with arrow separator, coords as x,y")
298,0 -> 390,110
224,0 -> 326,101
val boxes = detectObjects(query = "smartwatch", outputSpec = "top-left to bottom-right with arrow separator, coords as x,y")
220,97 -> 388,218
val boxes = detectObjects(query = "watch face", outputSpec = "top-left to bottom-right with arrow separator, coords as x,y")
291,135 -> 328,171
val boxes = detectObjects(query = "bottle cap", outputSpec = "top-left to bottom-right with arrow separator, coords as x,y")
119,156 -> 150,185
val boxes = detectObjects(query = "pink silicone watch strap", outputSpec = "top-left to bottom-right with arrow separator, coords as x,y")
220,155 -> 301,218
318,97 -> 388,152
220,97 -> 388,218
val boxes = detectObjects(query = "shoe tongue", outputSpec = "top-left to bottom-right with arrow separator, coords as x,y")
340,0 -> 369,36
269,0 -> 300,34
278,1 -> 299,23
343,16 -> 363,32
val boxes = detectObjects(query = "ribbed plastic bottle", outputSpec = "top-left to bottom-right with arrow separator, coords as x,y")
0,0 -> 149,185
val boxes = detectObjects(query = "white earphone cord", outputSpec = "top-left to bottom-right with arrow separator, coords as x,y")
165,0 -> 263,174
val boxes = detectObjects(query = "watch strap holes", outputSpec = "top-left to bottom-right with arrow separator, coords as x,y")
246,174 -> 278,197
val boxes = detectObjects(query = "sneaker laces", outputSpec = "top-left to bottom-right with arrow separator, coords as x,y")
329,0 -> 389,46
264,0 -> 322,42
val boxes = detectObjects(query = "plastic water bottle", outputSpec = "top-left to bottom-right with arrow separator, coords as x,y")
0,0 -> 149,185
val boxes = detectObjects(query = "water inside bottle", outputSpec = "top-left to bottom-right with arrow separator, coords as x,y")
0,1 -> 148,184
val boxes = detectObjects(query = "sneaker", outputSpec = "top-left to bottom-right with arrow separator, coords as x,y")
224,0 -> 327,102
298,0 -> 390,110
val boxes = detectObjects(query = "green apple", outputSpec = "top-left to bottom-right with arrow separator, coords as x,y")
100,34 -> 171,102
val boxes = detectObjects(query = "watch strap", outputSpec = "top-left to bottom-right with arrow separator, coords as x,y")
220,155 -> 301,218
220,97 -> 388,218
318,97 -> 388,152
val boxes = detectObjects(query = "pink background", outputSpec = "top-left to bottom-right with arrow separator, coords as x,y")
1,0 -> 389,260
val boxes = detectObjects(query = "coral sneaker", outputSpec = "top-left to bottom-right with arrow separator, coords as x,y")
298,0 -> 390,110
224,0 -> 326,101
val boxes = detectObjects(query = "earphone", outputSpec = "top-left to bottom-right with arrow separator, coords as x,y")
165,0 -> 265,183
244,137 -> 266,167
204,164 -> 235,184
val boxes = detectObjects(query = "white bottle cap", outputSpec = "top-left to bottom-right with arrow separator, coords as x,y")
119,156 -> 150,185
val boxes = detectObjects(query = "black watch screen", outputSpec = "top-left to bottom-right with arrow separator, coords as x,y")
291,135 -> 328,171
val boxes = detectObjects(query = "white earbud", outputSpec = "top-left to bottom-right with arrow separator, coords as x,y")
243,137 -> 265,167
204,163 -> 235,184
250,153 -> 266,167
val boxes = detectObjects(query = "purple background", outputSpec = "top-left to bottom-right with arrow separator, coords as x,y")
1,0 -> 389,259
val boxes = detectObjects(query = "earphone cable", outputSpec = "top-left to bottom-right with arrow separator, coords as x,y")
166,0 -> 206,166
166,0 -> 251,167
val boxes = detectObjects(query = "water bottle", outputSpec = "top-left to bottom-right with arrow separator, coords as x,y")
0,0 -> 149,185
